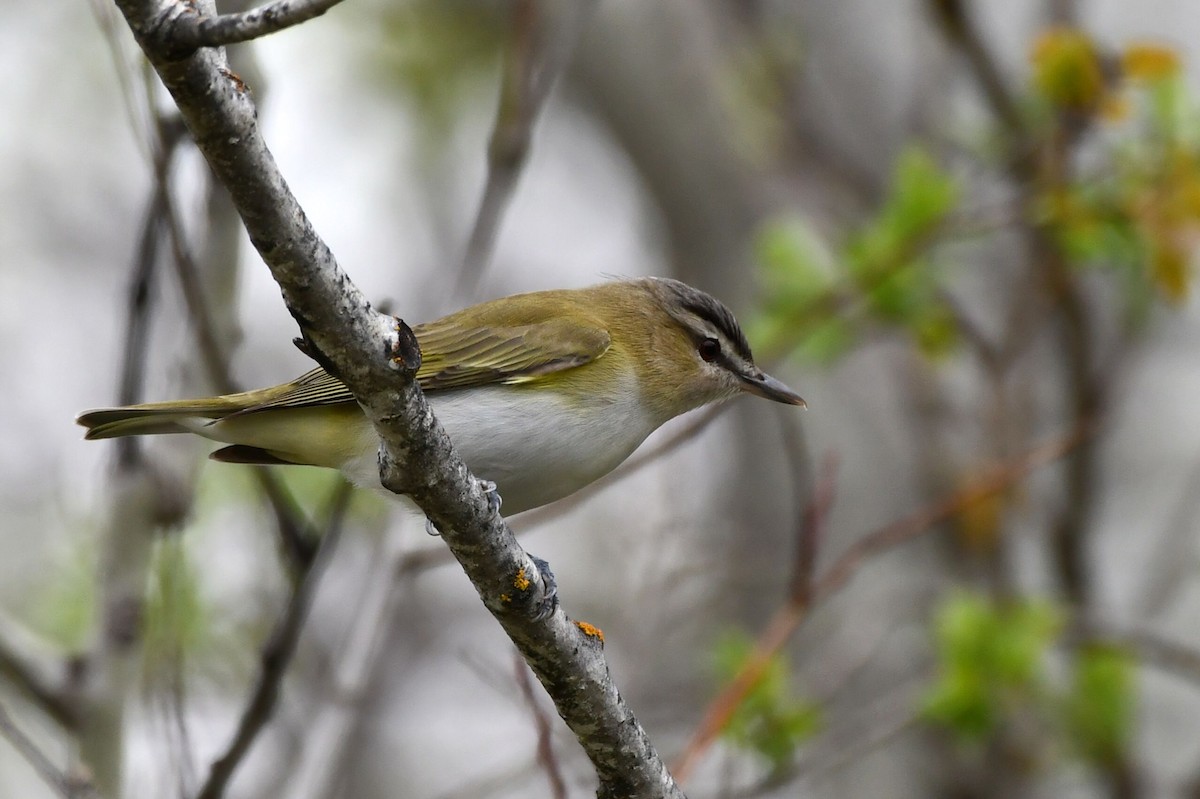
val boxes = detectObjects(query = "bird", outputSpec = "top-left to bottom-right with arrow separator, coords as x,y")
77,277 -> 805,515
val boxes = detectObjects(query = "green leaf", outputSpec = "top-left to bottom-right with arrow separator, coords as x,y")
922,592 -> 1061,740
1064,645 -> 1136,765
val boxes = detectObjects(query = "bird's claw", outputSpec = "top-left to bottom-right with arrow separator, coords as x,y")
528,555 -> 559,620
479,479 -> 502,516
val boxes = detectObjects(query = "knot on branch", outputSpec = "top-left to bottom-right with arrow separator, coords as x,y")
390,318 -> 422,375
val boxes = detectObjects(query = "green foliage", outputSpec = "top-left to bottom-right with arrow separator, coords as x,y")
922,591 -> 1138,774
713,630 -> 821,771
922,592 -> 1062,739
1063,645 -> 1136,766
752,146 -> 960,362
1026,34 -> 1200,304
756,38 -> 1200,372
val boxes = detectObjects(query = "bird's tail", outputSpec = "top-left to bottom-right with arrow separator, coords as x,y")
76,396 -> 246,440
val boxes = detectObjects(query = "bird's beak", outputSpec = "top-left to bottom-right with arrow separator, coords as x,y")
740,370 -> 807,407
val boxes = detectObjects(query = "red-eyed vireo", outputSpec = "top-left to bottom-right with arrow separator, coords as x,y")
77,278 -> 805,514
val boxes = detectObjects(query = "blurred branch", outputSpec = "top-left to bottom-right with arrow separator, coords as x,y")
672,421 -> 1092,782
0,615 -> 74,730
114,112 -> 188,469
929,0 -> 1106,610
282,526 -> 414,799
514,656 -> 568,799
1074,620 -> 1200,689
926,0 -> 1024,139
788,451 -> 837,605
0,702 -> 98,799
153,123 -> 318,570
195,481 -> 353,799
1133,459 -> 1200,619
455,0 -> 597,299
158,0 -> 347,53
737,683 -> 922,797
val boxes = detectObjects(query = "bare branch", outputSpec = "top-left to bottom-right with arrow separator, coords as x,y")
0,703 -> 98,799
195,483 -> 352,799
158,0 -> 347,54
926,0 -> 1024,139
112,2 -> 681,794
0,615 -> 74,730
455,0 -> 597,299
514,657 -> 568,799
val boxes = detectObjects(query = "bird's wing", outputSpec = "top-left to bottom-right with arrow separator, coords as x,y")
240,318 -> 611,410
415,316 -> 611,390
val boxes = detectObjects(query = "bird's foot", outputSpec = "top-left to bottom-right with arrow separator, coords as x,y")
528,555 -> 558,620
424,517 -> 441,537
479,479 -> 502,516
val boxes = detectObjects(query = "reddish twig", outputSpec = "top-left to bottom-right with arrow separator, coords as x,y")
672,421 -> 1092,782
513,656 -> 568,799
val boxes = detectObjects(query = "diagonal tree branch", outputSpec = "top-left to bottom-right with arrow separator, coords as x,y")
0,616 -> 75,730
195,483 -> 352,799
0,702 -> 98,799
111,2 -> 682,796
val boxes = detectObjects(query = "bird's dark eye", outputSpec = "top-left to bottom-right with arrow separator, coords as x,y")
698,337 -> 721,362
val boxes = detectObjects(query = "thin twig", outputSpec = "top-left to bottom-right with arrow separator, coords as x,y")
1073,620 -> 1200,689
146,107 -> 317,572
513,656 -> 568,799
455,0 -> 597,299
0,702 -> 97,799
115,114 -> 188,469
0,617 -> 74,730
167,0 -> 348,52
672,421 -> 1092,782
926,0 -> 1024,138
788,451 -> 837,605
194,481 -> 353,799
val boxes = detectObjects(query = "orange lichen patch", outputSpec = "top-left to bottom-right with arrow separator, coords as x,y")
500,593 -> 511,603
576,621 -> 605,642
1123,43 -> 1181,82
513,567 -> 531,591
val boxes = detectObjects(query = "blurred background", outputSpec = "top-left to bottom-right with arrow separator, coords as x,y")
4,0 -> 1200,797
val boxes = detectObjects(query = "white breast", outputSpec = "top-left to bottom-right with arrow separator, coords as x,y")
339,379 -> 660,515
